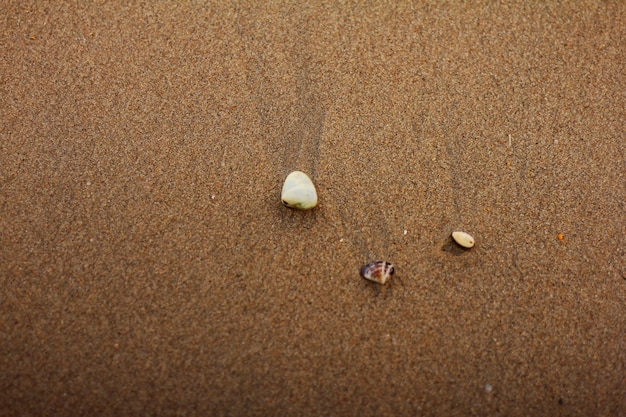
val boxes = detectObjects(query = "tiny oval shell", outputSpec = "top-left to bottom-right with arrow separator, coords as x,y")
281,171 -> 318,210
360,261 -> 395,285
452,231 -> 475,248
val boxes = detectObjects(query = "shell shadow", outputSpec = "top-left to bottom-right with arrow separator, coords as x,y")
441,236 -> 471,256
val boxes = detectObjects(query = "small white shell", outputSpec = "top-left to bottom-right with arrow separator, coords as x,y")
281,171 -> 318,210
452,231 -> 475,248
361,261 -> 395,285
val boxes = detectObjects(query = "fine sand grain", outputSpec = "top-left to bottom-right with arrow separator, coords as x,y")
1,2 -> 625,416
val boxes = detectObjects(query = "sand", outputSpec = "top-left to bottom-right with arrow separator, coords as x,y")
1,2 -> 625,416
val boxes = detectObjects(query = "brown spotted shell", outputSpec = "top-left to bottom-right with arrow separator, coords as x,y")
360,261 -> 395,284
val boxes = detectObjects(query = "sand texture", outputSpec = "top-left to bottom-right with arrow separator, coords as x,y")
1,2 -> 625,416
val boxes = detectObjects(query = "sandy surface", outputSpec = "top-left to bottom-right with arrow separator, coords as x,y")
1,2 -> 625,416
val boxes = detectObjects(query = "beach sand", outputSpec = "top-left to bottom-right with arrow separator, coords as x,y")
1,2 -> 625,416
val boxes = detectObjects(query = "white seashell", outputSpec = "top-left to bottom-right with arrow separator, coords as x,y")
361,261 -> 395,285
281,171 -> 318,210
452,231 -> 475,248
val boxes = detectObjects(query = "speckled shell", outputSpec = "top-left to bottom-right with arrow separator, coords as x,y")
360,261 -> 395,285
281,171 -> 318,210
452,231 -> 475,248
